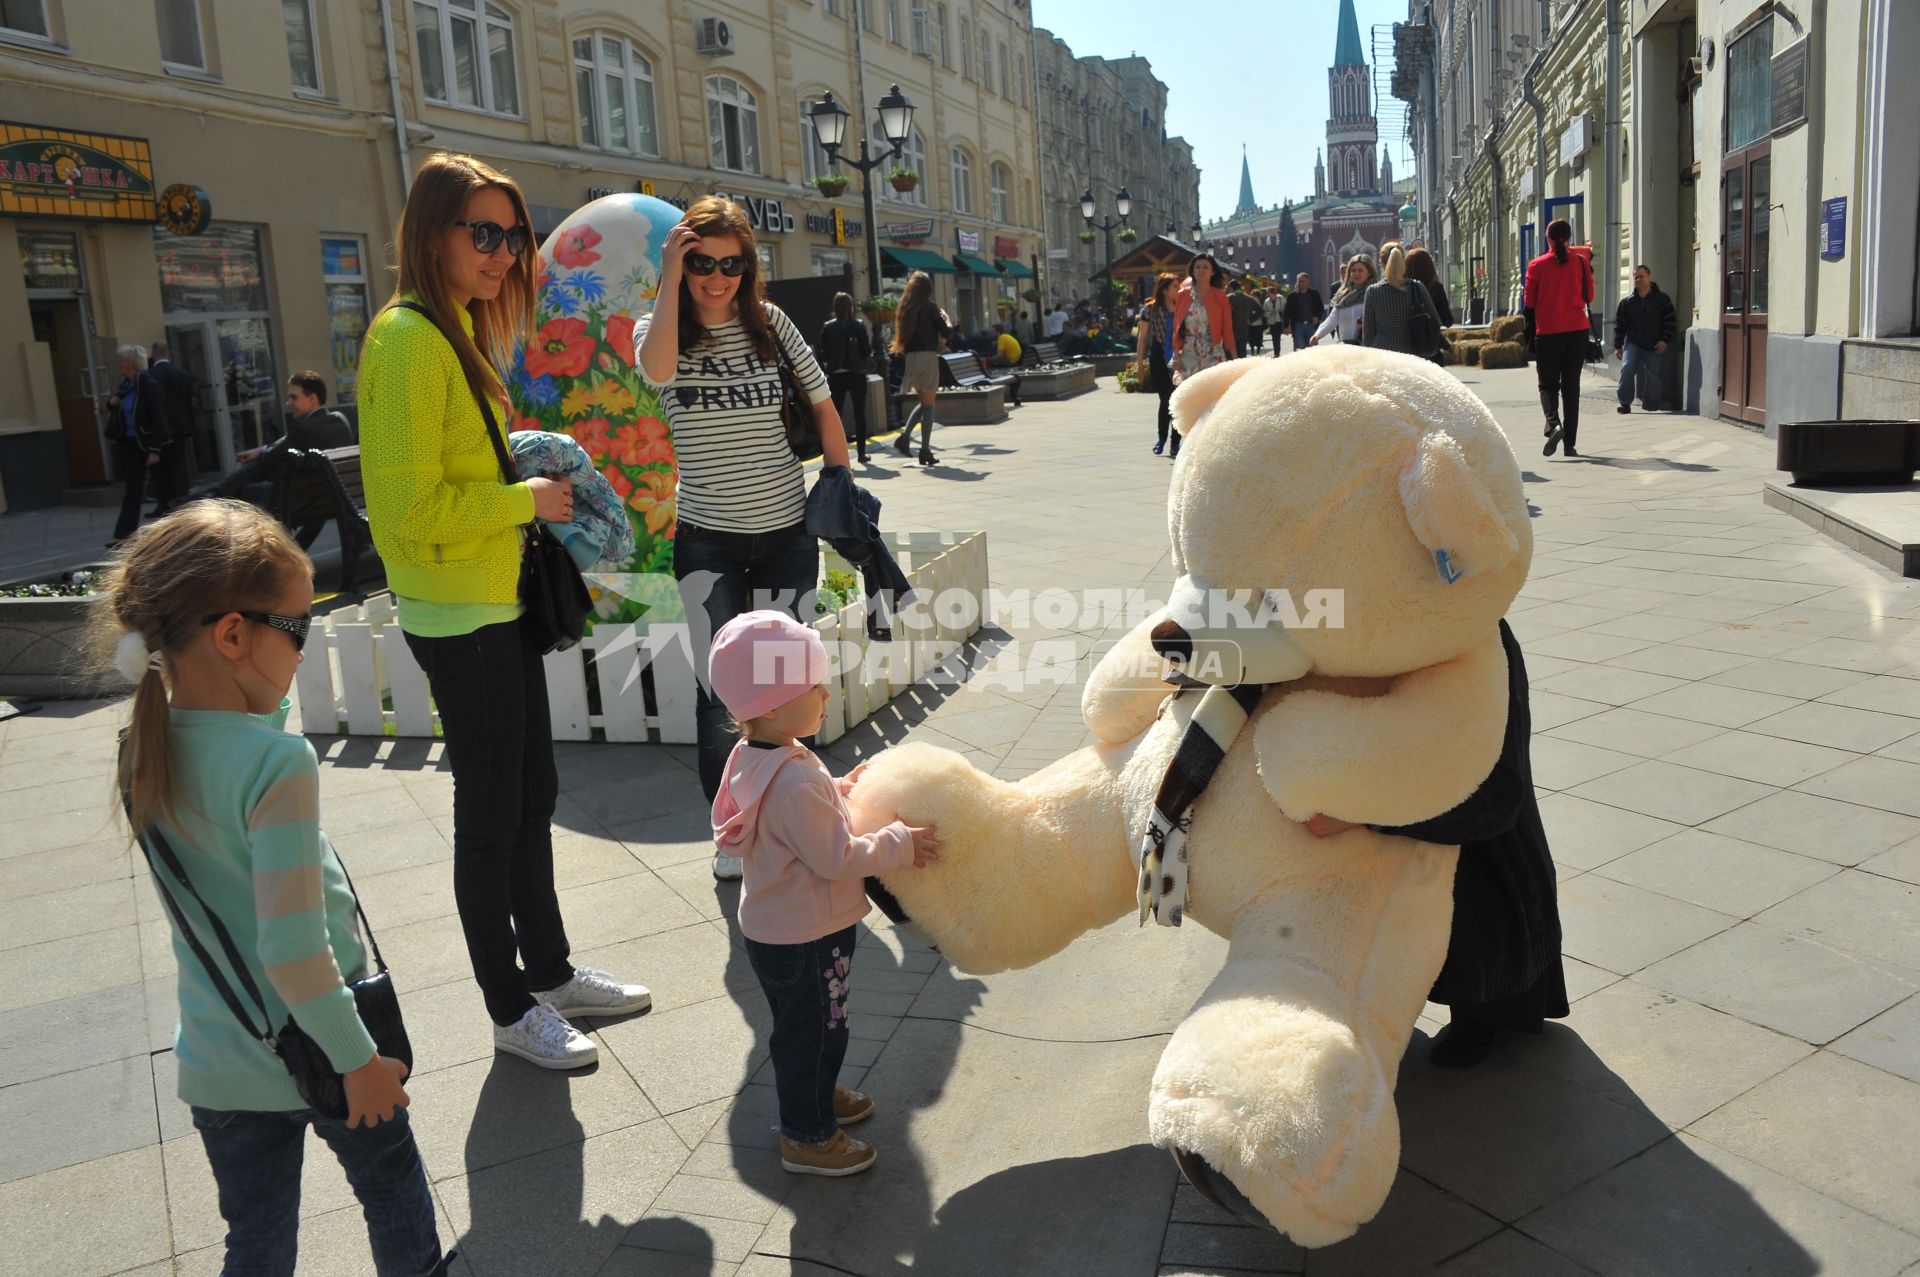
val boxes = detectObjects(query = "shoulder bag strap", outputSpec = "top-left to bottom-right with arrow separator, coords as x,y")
390,300 -> 523,495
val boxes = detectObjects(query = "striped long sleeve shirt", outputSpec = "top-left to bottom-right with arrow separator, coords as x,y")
150,709 -> 377,1112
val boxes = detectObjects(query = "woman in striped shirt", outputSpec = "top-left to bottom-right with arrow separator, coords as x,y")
636,196 -> 851,875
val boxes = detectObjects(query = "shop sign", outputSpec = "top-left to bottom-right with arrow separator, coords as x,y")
157,183 -> 211,236
884,219 -> 934,245
1820,197 -> 1847,262
804,211 -> 863,241
1771,40 -> 1809,135
1046,247 -> 1070,260
994,235 -> 1019,259
0,121 -> 155,222
956,228 -> 982,253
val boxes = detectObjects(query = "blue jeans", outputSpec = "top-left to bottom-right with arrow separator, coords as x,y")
191,1104 -> 448,1277
1292,320 -> 1316,351
1619,341 -> 1662,409
745,923 -> 857,1144
673,519 -> 819,801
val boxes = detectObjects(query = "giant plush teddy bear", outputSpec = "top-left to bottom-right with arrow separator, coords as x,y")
844,346 -> 1533,1246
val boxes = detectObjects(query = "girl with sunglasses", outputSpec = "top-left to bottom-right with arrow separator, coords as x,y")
636,196 -> 852,861
91,500 -> 451,1275
360,152 -> 649,1069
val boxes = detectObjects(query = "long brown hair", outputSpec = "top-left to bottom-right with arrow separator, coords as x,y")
383,152 -> 538,404
1149,271 -> 1177,311
1404,246 -> 1442,291
1332,253 -> 1377,306
1547,217 -> 1572,264
676,195 -> 776,364
87,502 -> 310,834
891,270 -> 935,353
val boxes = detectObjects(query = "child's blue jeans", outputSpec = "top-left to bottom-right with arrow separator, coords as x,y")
744,923 -> 858,1144
191,1103 -> 449,1276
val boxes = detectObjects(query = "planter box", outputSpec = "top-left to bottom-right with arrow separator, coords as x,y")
0,593 -> 126,699
895,385 -> 1008,424
1021,363 -> 1097,399
1776,419 -> 1920,486
1089,353 -> 1135,378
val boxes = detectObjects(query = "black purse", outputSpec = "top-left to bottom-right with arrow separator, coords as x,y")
122,765 -> 411,1119
392,302 -> 590,654
777,338 -> 822,461
1407,281 -> 1442,358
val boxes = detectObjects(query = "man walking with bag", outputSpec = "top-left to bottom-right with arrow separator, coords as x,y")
1613,265 -> 1676,413
1282,273 -> 1325,352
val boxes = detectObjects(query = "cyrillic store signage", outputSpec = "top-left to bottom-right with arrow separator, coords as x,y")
585,183 -> 795,234
884,219 -> 934,245
994,235 -> 1020,259
0,121 -> 155,222
804,211 -> 864,240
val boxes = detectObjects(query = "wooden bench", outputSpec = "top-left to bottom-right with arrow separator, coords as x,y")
271,445 -> 374,593
941,352 -> 1022,405
1026,340 -> 1062,364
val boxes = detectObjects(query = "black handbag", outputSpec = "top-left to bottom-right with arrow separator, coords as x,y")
392,302 -> 590,654
122,763 -> 411,1119
776,338 -> 823,461
1407,281 -> 1442,358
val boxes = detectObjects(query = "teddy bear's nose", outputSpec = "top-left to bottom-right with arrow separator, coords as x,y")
1150,619 -> 1194,663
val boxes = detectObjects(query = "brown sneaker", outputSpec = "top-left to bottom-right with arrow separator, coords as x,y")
834,1086 -> 874,1126
780,1129 -> 876,1177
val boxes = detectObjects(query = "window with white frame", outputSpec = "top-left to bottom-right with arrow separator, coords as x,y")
0,0 -> 51,39
413,0 -> 519,116
950,147 -> 972,214
574,33 -> 658,155
800,95 -> 834,183
998,42 -> 1009,99
876,121 -> 926,205
978,29 -> 991,93
283,0 -> 321,92
884,0 -> 898,43
910,0 -> 929,55
156,0 -> 205,71
707,75 -> 761,174
959,17 -> 971,78
936,3 -> 949,67
990,162 -> 1009,223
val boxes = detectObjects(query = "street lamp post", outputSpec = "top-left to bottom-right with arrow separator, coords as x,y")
1081,185 -> 1130,303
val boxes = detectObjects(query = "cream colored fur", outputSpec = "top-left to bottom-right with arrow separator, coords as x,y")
847,348 -> 1533,1245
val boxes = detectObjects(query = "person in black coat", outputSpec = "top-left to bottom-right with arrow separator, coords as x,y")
105,345 -> 171,544
1309,619 -> 1568,1068
1613,265 -> 1678,413
145,339 -> 197,515
1405,248 -> 1457,365
1281,273 -> 1327,352
817,293 -> 874,462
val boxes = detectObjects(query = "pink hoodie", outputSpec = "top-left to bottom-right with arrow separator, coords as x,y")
713,740 -> 915,945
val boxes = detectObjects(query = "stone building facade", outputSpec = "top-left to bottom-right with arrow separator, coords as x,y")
1032,29 -> 1199,302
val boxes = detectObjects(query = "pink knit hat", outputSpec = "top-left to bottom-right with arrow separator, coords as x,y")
708,610 -> 831,722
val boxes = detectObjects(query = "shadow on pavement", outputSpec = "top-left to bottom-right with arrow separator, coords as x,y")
1562,455 -> 1720,474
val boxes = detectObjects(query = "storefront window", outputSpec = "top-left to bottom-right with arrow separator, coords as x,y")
155,223 -> 269,314
757,243 -> 776,281
811,247 -> 853,278
19,229 -> 80,290
322,236 -> 370,403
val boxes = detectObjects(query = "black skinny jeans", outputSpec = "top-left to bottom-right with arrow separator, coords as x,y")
1535,330 -> 1588,449
1150,351 -> 1174,445
673,519 -> 819,801
745,923 -> 857,1144
113,441 -> 152,541
404,616 -> 572,1026
827,371 -> 870,453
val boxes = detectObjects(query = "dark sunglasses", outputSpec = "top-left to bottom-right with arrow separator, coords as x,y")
454,219 -> 531,257
684,252 -> 750,277
202,610 -> 311,653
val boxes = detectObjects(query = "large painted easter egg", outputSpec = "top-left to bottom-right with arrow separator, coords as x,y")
508,193 -> 684,626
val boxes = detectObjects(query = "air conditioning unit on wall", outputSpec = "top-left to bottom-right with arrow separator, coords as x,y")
695,17 -> 736,56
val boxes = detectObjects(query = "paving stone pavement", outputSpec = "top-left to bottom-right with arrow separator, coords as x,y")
3,365 -> 1919,1276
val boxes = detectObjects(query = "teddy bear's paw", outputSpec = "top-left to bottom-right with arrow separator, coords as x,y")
1149,997 -> 1399,1247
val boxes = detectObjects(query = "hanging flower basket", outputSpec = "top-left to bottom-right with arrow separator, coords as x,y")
1021,288 -> 1041,303
859,295 -> 899,322
887,167 -> 919,192
812,174 -> 850,197
1078,229 -> 1097,243
1117,227 -> 1138,243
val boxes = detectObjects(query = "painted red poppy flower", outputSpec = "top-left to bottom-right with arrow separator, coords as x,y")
525,317 -> 595,379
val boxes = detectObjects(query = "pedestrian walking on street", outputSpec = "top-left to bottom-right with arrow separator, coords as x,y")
362,152 -> 650,1069
636,193 -> 851,866
1262,287 -> 1288,357
1361,246 -> 1445,357
1136,271 -> 1178,455
1614,264 -> 1676,414
1283,272 -> 1326,351
146,339 -> 197,513
1245,281 -> 1267,353
887,271 -> 951,466
817,293 -> 873,462
1404,248 -> 1456,364
1310,254 -> 1375,346
1227,276 -> 1260,358
708,611 -> 941,1178
105,345 -> 171,545
93,502 -> 451,1276
1525,218 -> 1595,457
1170,253 -> 1235,459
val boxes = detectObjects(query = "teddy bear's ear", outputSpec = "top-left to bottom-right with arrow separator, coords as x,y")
1397,428 -> 1521,580
1169,359 -> 1262,442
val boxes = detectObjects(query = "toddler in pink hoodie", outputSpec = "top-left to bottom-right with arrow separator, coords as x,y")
708,610 -> 939,1177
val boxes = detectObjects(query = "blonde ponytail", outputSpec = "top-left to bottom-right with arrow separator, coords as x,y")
1383,246 -> 1407,287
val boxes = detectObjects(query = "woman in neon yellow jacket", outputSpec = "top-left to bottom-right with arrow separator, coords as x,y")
359,153 -> 649,1070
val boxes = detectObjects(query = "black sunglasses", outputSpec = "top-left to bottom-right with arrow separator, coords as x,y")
454,219 -> 531,257
202,610 -> 311,653
684,252 -> 750,277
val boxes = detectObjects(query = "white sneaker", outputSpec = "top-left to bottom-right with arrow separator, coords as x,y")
494,1003 -> 598,1069
535,966 -> 652,1018
713,852 -> 744,880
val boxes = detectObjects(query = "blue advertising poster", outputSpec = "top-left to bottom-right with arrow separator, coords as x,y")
1820,197 -> 1847,261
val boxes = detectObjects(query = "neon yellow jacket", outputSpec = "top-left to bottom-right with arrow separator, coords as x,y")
358,300 -> 532,604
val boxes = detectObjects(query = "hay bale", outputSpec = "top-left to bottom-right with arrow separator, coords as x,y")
1479,341 -> 1528,369
1453,340 -> 1489,366
1489,315 -> 1527,344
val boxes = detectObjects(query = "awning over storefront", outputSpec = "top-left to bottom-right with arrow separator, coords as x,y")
952,252 -> 1000,274
995,259 -> 1034,277
881,247 -> 956,274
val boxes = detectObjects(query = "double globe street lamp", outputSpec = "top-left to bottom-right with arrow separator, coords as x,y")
1081,185 -> 1130,299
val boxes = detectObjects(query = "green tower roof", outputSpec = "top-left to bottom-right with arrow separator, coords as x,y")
1334,0 -> 1365,68
1235,146 -> 1257,215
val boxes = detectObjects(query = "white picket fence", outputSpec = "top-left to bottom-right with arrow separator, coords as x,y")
291,531 -> 989,745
